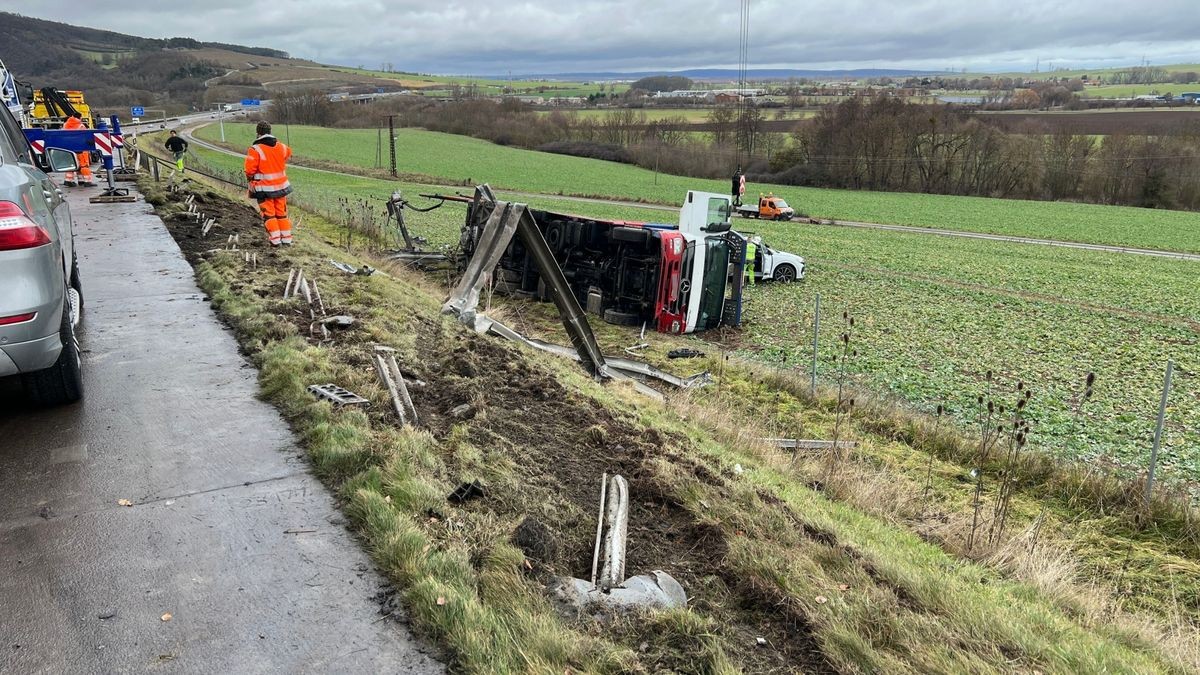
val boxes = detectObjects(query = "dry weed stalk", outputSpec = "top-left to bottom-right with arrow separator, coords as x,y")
822,311 -> 856,485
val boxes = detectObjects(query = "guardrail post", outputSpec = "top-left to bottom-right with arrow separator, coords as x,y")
1144,359 -> 1174,507
810,293 -> 820,397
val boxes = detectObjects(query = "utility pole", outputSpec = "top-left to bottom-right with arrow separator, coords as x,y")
217,105 -> 225,142
388,115 -> 397,177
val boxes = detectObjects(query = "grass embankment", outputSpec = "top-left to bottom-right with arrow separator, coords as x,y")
180,139 -> 1200,488
195,123 -> 1200,254
139,171 -> 1198,673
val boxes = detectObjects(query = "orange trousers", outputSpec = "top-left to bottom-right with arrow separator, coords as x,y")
65,152 -> 94,184
258,196 -> 292,246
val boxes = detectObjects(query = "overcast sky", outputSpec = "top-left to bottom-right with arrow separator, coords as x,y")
7,1 -> 1200,75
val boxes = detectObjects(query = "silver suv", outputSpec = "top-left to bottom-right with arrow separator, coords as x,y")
0,103 -> 84,404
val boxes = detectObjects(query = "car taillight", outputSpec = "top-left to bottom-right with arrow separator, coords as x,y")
0,312 -> 36,326
0,201 -> 51,251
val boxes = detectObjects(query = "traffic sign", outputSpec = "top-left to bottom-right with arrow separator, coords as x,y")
241,98 -> 261,107
131,106 -> 145,117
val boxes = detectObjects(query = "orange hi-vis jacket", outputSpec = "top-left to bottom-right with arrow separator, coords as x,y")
243,135 -> 293,201
62,116 -> 83,130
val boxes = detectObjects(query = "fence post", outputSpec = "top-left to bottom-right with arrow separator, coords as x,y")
1144,359 -> 1174,507
810,293 -> 820,397
151,156 -> 160,182
388,115 -> 397,178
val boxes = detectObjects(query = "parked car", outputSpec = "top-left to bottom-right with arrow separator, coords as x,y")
0,103 -> 84,404
732,230 -> 806,283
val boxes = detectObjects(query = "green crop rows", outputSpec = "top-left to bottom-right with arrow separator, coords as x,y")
198,123 -> 1200,253
741,220 -> 1199,482
188,132 -> 1200,485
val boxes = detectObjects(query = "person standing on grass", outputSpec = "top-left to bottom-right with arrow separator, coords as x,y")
744,235 -> 758,287
164,130 -> 188,176
243,121 -> 294,247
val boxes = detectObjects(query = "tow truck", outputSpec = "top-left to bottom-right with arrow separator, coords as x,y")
735,194 -> 795,221
29,88 -> 94,130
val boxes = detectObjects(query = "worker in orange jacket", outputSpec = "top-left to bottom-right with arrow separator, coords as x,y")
243,121 -> 293,247
61,113 -> 95,187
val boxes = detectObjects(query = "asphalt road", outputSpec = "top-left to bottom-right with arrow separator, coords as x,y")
181,124 -> 1200,263
0,187 -> 442,673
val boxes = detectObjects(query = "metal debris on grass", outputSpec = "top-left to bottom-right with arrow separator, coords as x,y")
307,383 -> 369,407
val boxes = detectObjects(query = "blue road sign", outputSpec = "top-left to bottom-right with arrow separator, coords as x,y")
376,87 -> 385,94
131,106 -> 145,117
241,98 -> 261,107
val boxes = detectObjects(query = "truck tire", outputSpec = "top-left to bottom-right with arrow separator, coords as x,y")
611,227 -> 649,244
602,308 -> 641,326
773,264 -> 798,283
23,295 -> 83,405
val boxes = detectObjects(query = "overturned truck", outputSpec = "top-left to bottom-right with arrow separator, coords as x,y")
443,187 -> 747,335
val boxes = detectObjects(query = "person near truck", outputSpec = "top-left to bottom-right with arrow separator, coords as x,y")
61,113 -> 94,186
164,130 -> 188,176
243,121 -> 294,247
744,236 -> 758,287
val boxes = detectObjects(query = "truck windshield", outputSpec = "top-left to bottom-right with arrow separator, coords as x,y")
696,238 -> 730,330
774,200 -> 789,209
705,197 -> 731,231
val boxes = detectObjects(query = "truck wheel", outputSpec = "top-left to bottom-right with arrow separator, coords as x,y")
773,264 -> 797,283
23,295 -> 84,405
602,308 -> 641,326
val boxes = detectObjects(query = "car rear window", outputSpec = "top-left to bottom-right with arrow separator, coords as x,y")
0,106 -> 32,164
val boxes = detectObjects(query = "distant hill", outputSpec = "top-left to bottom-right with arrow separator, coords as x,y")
527,68 -> 945,82
0,12 -> 405,114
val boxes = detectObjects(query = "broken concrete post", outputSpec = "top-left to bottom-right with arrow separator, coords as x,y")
599,475 -> 629,591
549,571 -> 687,615
373,346 -> 418,426
311,279 -> 326,316
283,269 -> 297,299
371,351 -> 407,425
590,472 -> 609,587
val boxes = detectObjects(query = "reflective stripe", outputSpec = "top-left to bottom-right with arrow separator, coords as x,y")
252,180 -> 292,194
252,146 -> 266,160
252,171 -> 287,180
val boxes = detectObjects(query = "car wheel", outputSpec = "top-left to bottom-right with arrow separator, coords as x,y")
774,264 -> 797,283
22,295 -> 83,405
602,308 -> 641,326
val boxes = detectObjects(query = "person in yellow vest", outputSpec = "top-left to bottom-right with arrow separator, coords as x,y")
243,121 -> 294,247
61,113 -> 95,187
744,236 -> 759,287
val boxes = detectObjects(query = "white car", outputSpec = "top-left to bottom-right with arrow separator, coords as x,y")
735,231 -> 806,283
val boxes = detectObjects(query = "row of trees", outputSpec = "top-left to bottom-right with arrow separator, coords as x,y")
310,95 -> 1200,211
772,97 -> 1200,209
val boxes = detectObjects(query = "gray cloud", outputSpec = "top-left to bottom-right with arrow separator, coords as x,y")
5,1 -> 1199,74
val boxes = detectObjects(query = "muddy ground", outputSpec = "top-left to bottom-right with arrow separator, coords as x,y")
157,185 -> 832,673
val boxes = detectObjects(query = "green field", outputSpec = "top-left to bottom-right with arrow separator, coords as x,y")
740,221 -> 1199,479
537,108 -> 817,122
966,63 -> 1200,82
185,127 -> 1200,484
197,123 -> 1200,254
336,66 -> 626,97
1083,83 -> 1200,98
